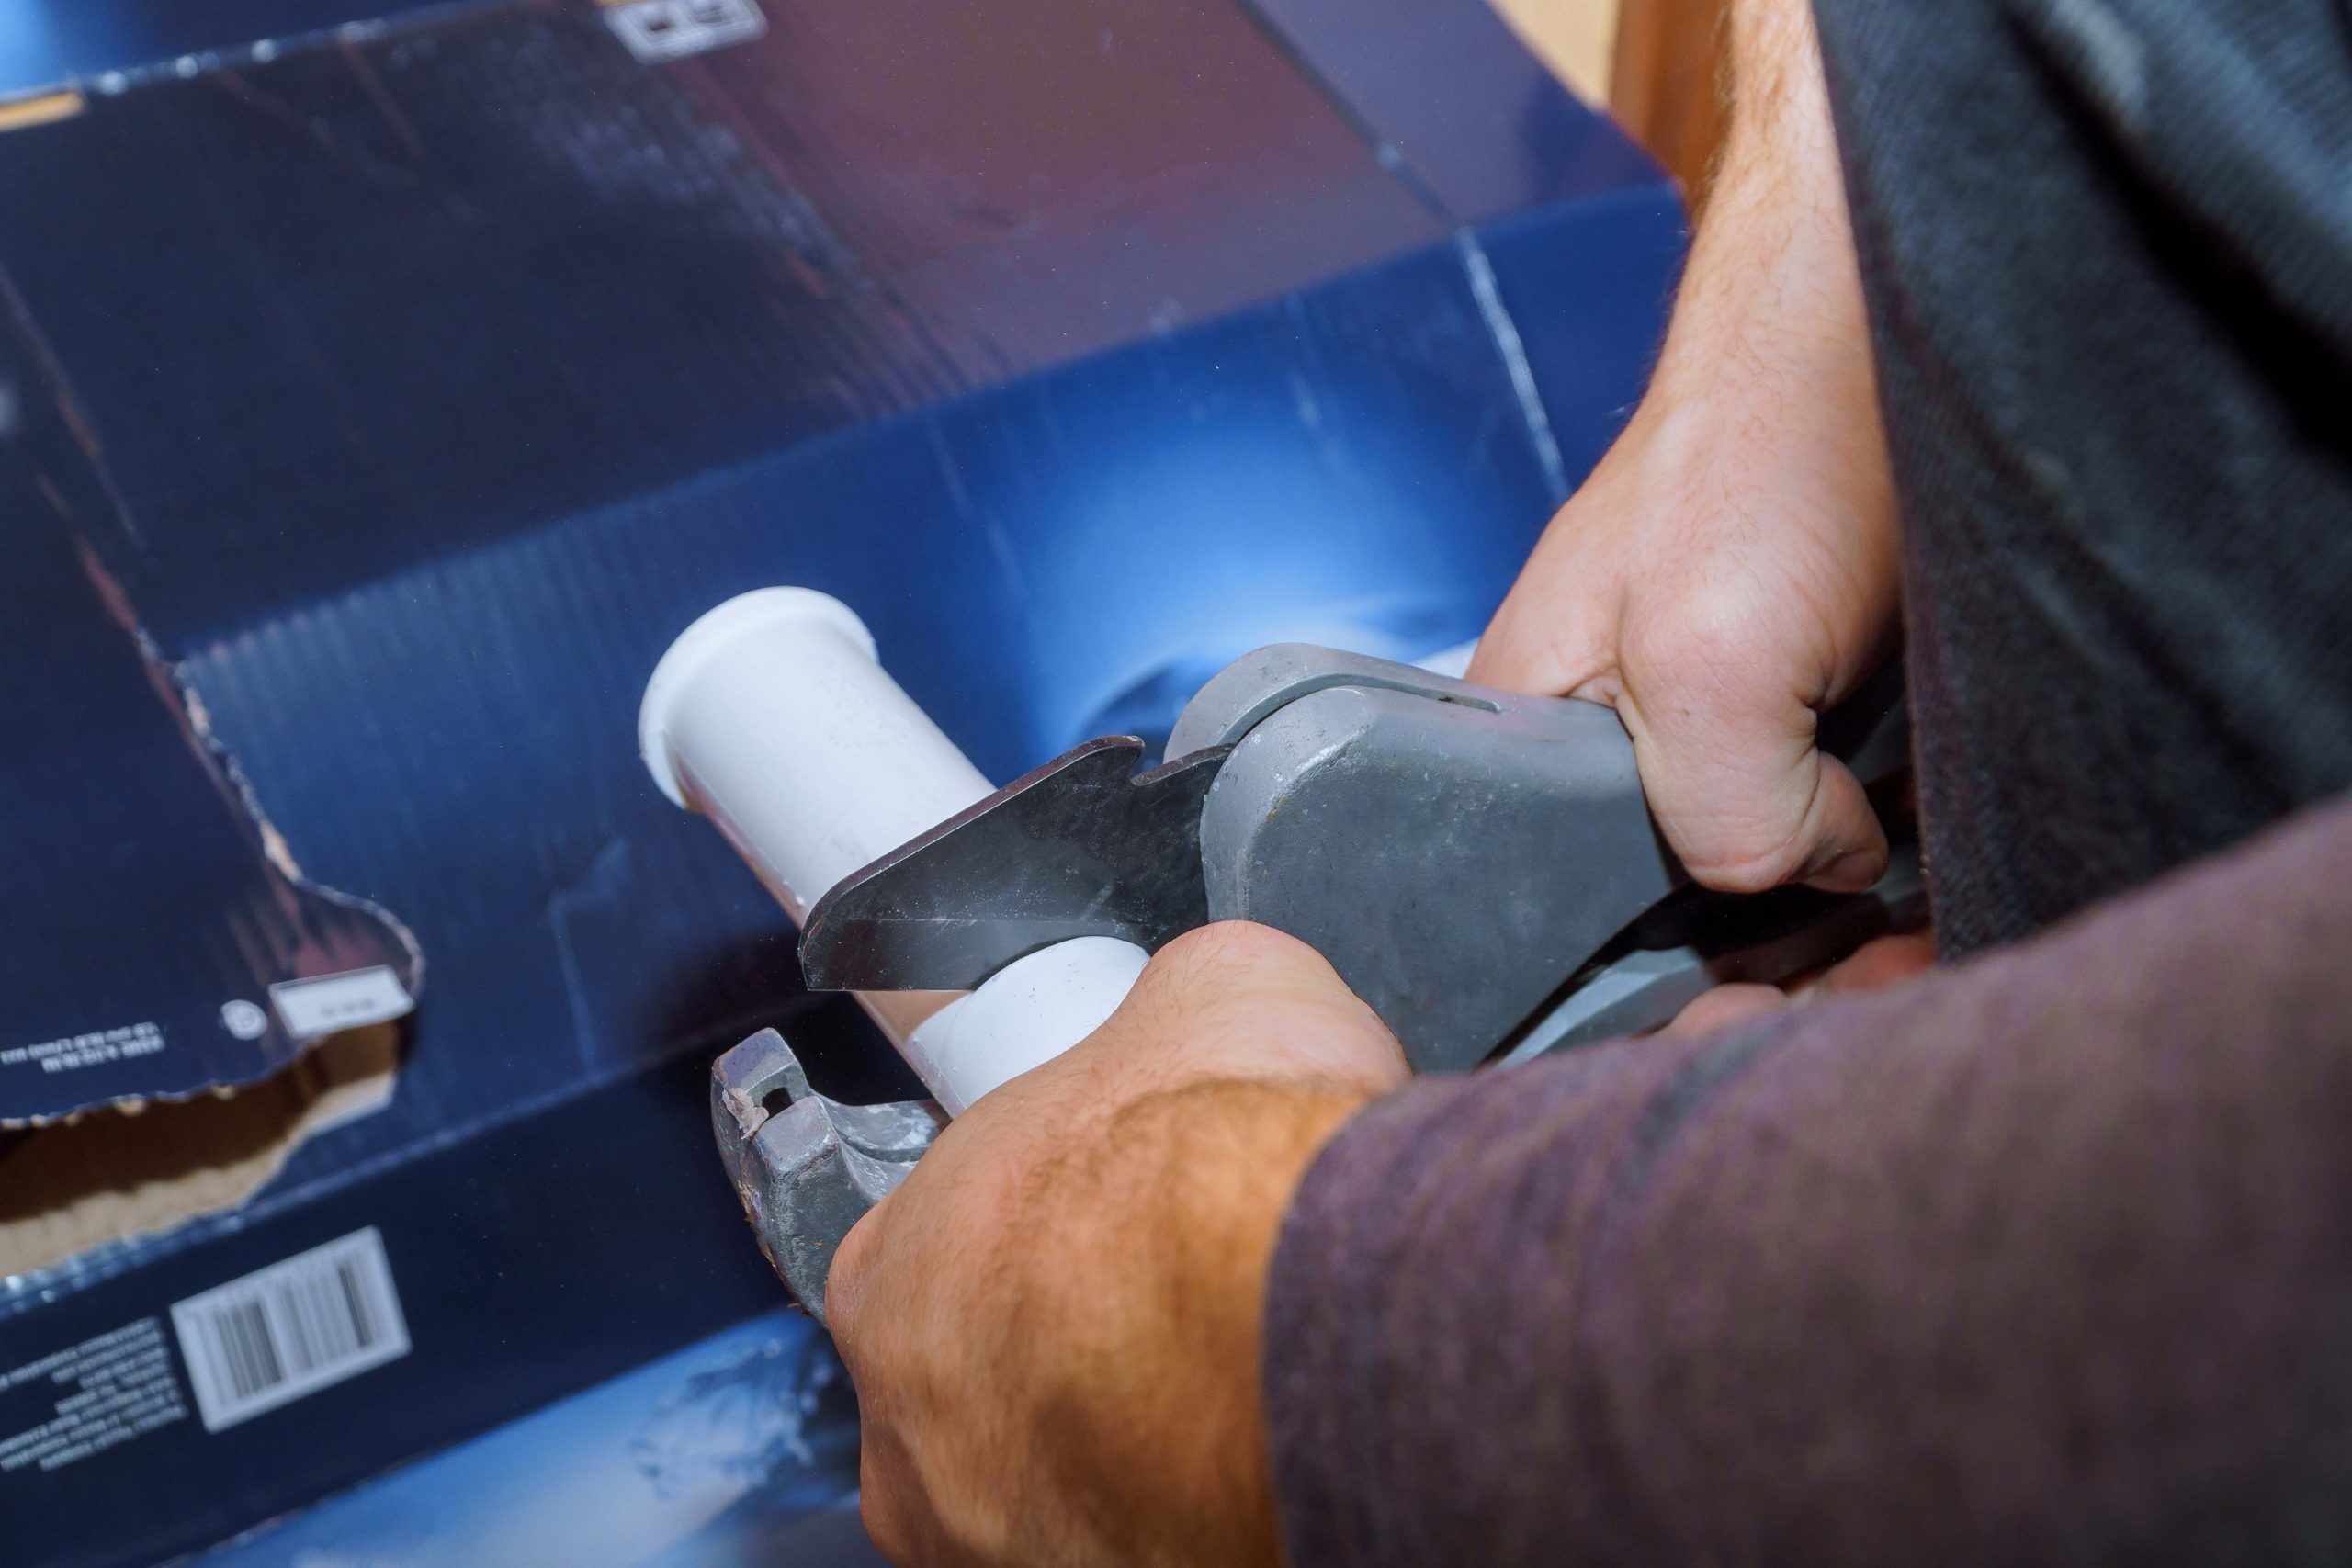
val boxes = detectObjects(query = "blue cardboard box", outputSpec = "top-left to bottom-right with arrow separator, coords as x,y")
0,1 -> 1681,1562
192,1306 -> 876,1567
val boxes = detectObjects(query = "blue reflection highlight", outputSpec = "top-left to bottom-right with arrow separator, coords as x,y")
0,0 -> 469,95
931,244 -> 1565,765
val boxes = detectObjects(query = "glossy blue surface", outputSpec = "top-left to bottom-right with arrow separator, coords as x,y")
0,0 -> 483,96
195,1309 -> 875,1567
0,0 -> 1683,1179
0,3 -> 1683,1562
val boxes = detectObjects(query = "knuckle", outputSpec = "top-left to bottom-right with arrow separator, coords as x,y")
1623,579 -> 1785,700
1612,580 -> 1844,895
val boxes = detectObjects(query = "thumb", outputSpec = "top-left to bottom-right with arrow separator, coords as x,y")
1464,521 -> 1619,697
1619,665 -> 1889,895
1081,922 -> 1409,1095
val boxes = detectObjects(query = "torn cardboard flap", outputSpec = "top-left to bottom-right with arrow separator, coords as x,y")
0,316 -> 422,1132
0,319 -> 422,1276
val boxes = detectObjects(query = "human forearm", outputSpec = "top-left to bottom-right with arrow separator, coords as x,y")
1032,1080 -> 1375,1567
1268,797 -> 2352,1565
1660,0 -> 1882,453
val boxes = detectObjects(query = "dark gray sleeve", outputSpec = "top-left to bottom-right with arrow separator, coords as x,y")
1264,796 -> 2352,1566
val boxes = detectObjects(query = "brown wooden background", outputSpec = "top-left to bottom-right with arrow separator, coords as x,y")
1490,0 -> 1730,198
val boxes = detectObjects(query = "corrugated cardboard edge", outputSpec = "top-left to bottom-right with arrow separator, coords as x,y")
0,513 -> 429,1125
0,1024 -> 399,1281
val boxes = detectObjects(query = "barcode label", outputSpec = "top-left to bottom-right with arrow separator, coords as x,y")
169,1229 -> 411,1432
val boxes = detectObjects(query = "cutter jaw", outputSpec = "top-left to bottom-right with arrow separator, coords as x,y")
711,1028 -> 944,1323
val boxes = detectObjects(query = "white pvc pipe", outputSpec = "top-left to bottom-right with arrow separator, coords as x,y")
907,937 -> 1148,1115
640,587 -> 993,922
641,587 -> 1147,1109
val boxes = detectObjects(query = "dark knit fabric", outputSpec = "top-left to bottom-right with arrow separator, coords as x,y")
1823,0 -> 2352,953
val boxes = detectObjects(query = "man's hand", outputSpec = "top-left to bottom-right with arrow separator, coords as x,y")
1471,0 -> 1900,895
826,923 -> 1408,1568
1664,929 -> 1936,1036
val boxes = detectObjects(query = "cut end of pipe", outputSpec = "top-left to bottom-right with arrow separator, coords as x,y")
639,588 -> 879,809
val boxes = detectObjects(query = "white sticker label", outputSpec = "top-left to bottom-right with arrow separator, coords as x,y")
170,1228 -> 411,1432
268,966 -> 413,1041
606,0 -> 767,62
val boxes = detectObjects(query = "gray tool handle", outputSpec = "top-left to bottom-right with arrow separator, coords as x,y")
1497,841 -> 1928,1064
1188,649 -> 1911,1072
